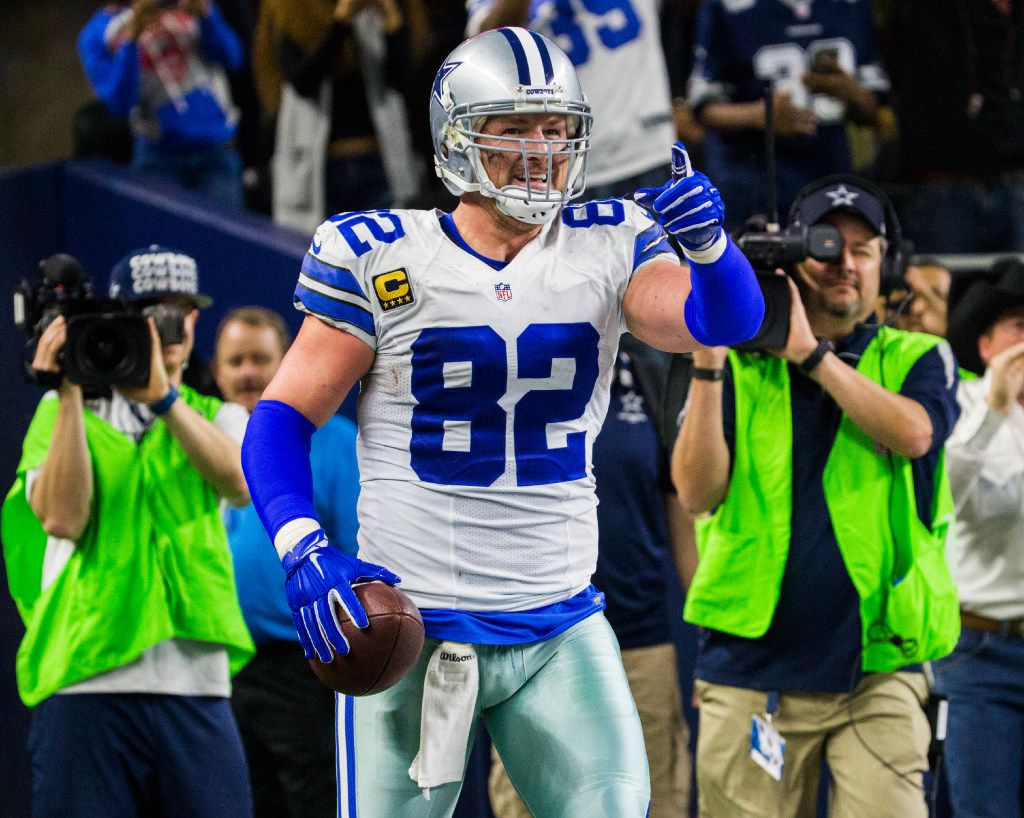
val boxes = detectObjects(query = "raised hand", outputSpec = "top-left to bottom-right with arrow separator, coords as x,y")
129,0 -> 162,39
985,340 -> 1024,415
281,530 -> 401,661
634,142 -> 725,254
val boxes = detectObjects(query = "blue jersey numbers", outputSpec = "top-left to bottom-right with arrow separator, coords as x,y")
561,199 -> 626,227
410,323 -> 601,487
329,210 -> 405,257
542,0 -> 642,67
410,327 -> 507,486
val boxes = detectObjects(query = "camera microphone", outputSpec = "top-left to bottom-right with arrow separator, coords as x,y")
39,254 -> 86,293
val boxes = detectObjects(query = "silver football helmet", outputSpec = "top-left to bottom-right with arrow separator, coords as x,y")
429,27 -> 592,225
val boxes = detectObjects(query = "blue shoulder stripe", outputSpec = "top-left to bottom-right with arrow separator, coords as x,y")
301,254 -> 368,300
633,223 -> 675,270
294,283 -> 376,336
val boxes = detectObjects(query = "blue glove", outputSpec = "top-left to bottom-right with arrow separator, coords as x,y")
635,143 -> 726,254
281,530 -> 401,661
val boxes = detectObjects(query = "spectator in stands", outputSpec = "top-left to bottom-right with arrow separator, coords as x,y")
673,177 -> 961,816
688,0 -> 889,229
252,0 -> 424,232
879,258 -> 952,337
403,0 -> 465,210
488,335 -> 694,818
466,0 -> 675,198
940,259 -> 1024,818
210,0 -> 270,210
78,1 -> 245,207
212,306 -> 360,818
883,0 -> 1024,253
1,247 -> 254,816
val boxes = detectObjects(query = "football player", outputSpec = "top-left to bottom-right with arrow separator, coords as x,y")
242,27 -> 762,817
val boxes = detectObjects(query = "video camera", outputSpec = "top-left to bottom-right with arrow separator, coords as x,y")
731,218 -> 844,350
14,253 -> 185,389
737,218 -> 843,272
726,82 -> 847,352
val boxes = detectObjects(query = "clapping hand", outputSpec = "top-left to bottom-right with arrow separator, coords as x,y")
985,340 -> 1024,415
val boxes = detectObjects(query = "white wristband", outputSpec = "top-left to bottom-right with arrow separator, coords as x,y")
682,230 -> 728,265
274,517 -> 322,560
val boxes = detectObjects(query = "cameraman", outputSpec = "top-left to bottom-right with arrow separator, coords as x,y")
672,178 -> 961,817
1,248 -> 255,816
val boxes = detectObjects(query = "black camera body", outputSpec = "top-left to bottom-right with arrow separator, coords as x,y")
731,222 -> 844,351
14,254 -> 184,389
737,222 -> 843,272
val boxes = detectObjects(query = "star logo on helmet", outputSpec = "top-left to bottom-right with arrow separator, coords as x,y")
825,185 -> 859,207
433,61 -> 461,109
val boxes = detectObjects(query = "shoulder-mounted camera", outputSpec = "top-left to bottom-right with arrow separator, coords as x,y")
14,254 -> 184,390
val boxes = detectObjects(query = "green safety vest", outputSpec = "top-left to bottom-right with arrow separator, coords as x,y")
1,386 -> 254,706
684,327 -> 960,672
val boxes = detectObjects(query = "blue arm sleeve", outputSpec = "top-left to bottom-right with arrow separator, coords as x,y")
683,236 -> 765,346
241,399 -> 318,541
77,12 -> 140,117
199,4 -> 243,71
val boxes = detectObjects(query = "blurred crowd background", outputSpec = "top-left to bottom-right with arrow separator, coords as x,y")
2,1 -> 1023,817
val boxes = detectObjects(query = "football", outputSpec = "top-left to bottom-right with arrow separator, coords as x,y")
308,581 -> 425,696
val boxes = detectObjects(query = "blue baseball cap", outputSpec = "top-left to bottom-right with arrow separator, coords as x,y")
108,245 -> 213,307
791,178 -> 888,237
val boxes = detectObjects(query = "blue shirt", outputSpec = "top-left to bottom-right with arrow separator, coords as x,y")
78,4 -> 242,150
591,348 -> 675,650
226,414 -> 360,646
688,0 -> 889,223
697,323 -> 960,692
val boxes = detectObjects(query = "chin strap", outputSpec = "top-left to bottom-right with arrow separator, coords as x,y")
494,192 -> 564,225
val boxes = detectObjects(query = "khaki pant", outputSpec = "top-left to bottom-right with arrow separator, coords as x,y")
694,673 -> 931,818
489,642 -> 691,818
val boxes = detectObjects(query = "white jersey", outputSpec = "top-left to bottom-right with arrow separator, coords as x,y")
296,202 -> 675,612
466,0 -> 676,188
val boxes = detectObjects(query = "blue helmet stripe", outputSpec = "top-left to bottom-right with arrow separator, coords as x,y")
528,31 -> 554,84
497,27 -> 531,86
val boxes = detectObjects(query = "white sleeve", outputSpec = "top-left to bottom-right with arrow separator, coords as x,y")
214,402 -> 249,445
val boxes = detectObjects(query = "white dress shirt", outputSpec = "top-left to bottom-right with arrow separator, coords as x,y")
946,372 -> 1024,620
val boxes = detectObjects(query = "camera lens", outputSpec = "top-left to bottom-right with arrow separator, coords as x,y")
83,321 -> 131,371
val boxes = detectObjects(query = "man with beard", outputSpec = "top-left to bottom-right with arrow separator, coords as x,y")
212,307 -> 360,817
672,177 -> 962,817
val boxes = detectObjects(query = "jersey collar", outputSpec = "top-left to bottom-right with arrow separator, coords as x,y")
437,212 -> 510,271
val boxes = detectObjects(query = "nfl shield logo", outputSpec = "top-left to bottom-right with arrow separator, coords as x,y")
495,283 -> 512,301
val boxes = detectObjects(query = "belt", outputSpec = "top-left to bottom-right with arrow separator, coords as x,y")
960,610 -> 1024,638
